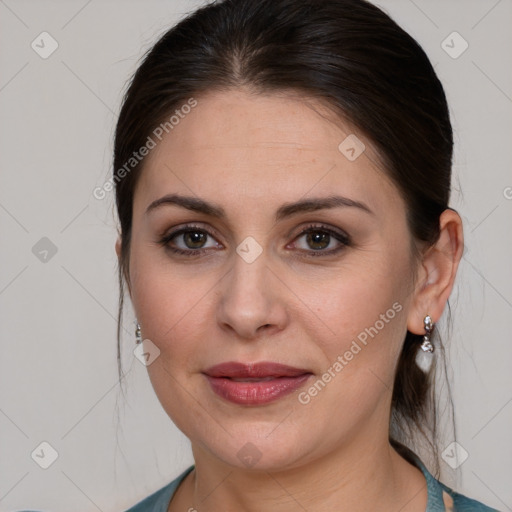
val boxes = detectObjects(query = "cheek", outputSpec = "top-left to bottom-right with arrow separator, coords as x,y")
130,239 -> 200,326
126,228 -> 228,434
301,251 -> 411,380
128,253 -> 216,428
290,272 -> 409,436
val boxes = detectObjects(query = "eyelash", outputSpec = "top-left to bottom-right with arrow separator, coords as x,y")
158,223 -> 351,258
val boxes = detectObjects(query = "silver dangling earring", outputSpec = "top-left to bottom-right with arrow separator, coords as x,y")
416,314 -> 434,373
421,315 -> 434,353
135,322 -> 142,345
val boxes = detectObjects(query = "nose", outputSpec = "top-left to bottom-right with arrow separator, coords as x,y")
216,249 -> 288,340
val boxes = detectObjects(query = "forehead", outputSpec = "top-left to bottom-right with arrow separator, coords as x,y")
134,88 -> 402,217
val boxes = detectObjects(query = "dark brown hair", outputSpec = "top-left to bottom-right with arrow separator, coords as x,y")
114,0 -> 455,474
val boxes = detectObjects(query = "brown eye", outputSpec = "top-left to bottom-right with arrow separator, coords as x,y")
159,225 -> 221,256
182,230 -> 208,249
291,224 -> 351,257
305,231 -> 331,250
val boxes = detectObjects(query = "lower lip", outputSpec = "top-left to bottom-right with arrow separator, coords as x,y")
204,374 -> 312,405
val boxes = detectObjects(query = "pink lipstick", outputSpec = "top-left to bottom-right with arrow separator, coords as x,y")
203,361 -> 313,405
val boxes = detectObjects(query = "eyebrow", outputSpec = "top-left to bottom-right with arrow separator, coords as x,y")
145,193 -> 374,221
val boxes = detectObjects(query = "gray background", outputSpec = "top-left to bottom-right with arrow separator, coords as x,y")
0,0 -> 511,510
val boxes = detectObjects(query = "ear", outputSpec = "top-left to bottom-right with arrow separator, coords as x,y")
115,235 -> 122,260
115,234 -> 132,298
407,208 -> 464,335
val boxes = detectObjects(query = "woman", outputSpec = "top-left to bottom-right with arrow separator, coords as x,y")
113,0 -> 497,510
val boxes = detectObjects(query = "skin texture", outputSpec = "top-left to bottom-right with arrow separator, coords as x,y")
116,88 -> 463,511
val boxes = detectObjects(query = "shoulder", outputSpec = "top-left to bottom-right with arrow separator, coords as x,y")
404,450 -> 498,512
123,465 -> 195,512
438,481 -> 500,512
10,466 -> 195,512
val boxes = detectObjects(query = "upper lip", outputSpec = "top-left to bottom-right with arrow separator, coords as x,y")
203,361 -> 312,378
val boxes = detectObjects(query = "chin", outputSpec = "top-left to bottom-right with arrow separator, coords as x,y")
197,427 -> 311,472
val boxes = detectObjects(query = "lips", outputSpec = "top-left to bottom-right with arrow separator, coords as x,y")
203,361 -> 312,379
203,361 -> 313,405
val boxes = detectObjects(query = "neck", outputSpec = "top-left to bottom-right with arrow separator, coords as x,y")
178,436 -> 428,512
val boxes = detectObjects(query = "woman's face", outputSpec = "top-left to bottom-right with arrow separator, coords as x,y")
125,88 -> 420,470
